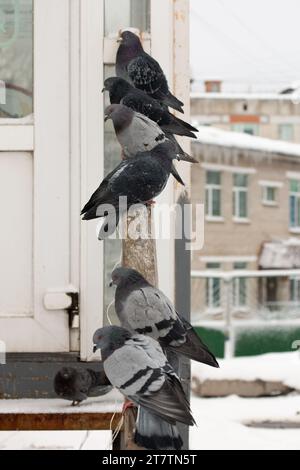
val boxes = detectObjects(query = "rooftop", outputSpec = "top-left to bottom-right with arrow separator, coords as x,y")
192,125 -> 300,158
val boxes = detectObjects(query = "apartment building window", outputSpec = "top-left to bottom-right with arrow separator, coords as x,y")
233,174 -> 248,220
289,180 -> 300,229
279,124 -> 294,142
231,124 -> 259,136
262,186 -> 277,205
233,262 -> 247,308
290,277 -> 300,303
205,171 -> 222,218
206,263 -> 221,309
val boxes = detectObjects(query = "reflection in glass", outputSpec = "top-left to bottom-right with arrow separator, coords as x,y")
0,0 -> 33,118
103,65 -> 122,323
104,0 -> 150,36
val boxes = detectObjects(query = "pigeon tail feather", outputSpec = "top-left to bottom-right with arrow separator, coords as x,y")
135,407 -> 183,450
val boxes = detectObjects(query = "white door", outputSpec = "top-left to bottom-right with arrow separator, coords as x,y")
0,0 -> 74,352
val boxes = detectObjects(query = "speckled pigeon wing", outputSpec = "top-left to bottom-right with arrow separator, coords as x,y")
127,54 -> 167,96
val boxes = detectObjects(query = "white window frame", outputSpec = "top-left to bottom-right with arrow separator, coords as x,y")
232,263 -> 248,310
259,180 -> 282,207
290,277 -> 300,303
289,179 -> 300,232
233,174 -> 249,222
205,171 -> 223,221
205,264 -> 222,313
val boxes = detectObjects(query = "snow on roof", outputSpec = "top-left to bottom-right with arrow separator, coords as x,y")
190,92 -> 300,101
192,125 -> 300,158
259,238 -> 300,269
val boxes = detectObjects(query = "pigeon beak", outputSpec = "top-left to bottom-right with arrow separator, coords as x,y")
176,154 -> 181,161
104,115 -> 109,122
109,280 -> 113,287
93,344 -> 98,353
101,87 -> 106,93
117,37 -> 123,43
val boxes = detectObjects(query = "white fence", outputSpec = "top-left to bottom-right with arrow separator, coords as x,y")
191,269 -> 300,357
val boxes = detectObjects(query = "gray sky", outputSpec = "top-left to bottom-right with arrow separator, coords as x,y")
190,0 -> 300,92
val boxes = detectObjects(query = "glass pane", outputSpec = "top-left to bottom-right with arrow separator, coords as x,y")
206,170 -> 220,185
290,179 -> 300,193
104,0 -> 150,36
266,187 -> 275,201
103,65 -> 122,321
290,195 -> 296,226
234,174 -> 248,187
239,191 -> 247,218
212,188 -> 221,216
0,0 -> 33,118
205,188 -> 209,215
279,123 -> 294,142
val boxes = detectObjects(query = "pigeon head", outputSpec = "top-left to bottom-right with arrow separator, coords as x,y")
102,77 -> 132,103
110,267 -> 148,288
93,325 -> 132,355
118,30 -> 143,51
104,104 -> 134,133
54,367 -> 81,401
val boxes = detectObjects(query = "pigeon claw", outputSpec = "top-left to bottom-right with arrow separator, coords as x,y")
71,400 -> 81,407
145,199 -> 156,206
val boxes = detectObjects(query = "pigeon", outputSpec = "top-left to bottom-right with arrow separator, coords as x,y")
53,366 -> 113,406
116,30 -> 184,113
93,325 -> 195,450
110,267 -> 219,368
103,77 -> 198,138
104,103 -> 197,164
81,142 -> 182,238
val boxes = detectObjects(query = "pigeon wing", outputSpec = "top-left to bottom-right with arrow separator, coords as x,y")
127,54 -> 167,96
119,286 -> 179,340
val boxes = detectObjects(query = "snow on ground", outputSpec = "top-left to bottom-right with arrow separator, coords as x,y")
192,351 -> 300,391
190,394 -> 300,450
0,355 -> 300,450
0,389 -> 123,414
1,394 -> 299,450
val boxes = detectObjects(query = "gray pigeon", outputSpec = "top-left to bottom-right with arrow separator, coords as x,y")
116,30 -> 184,113
93,325 -> 195,450
104,103 -> 196,164
54,366 -> 112,406
81,142 -> 182,238
110,267 -> 219,368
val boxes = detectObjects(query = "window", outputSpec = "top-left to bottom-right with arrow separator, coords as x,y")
289,180 -> 300,229
206,263 -> 221,309
262,186 -> 277,205
205,171 -> 221,218
290,277 -> 300,302
0,0 -> 33,118
233,262 -> 247,308
231,124 -> 259,136
279,124 -> 294,142
103,0 -> 150,315
233,174 -> 248,220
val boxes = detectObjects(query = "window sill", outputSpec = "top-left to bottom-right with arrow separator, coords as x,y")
233,217 -> 250,224
289,227 -> 300,234
205,308 -> 223,315
262,201 -> 278,207
205,216 -> 224,223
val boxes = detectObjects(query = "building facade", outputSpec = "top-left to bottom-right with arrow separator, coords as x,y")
191,128 -> 300,318
191,92 -> 300,143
